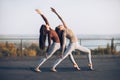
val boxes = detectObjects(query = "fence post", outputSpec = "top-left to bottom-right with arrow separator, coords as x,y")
20,39 -> 23,56
111,38 -> 114,54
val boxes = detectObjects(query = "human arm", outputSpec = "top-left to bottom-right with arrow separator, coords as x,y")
35,9 -> 50,26
46,32 -> 51,53
51,7 -> 67,28
61,31 -> 66,56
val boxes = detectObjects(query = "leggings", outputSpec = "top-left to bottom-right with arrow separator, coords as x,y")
52,42 -> 92,69
36,42 -> 60,68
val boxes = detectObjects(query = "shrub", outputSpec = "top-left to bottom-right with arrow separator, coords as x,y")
23,49 -> 36,56
0,42 -> 17,56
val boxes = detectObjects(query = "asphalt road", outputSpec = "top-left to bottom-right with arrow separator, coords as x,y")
0,55 -> 120,80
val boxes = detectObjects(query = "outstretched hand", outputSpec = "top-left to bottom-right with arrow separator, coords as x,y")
51,7 -> 56,13
35,9 -> 42,14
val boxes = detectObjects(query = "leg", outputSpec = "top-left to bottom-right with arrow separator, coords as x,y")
69,53 -> 80,70
51,43 -> 80,71
69,54 -> 76,64
76,43 -> 93,70
35,57 -> 47,72
35,43 -> 60,72
51,48 -> 71,71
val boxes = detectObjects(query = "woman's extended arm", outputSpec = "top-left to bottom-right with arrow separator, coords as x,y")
51,7 -> 67,28
61,31 -> 66,55
35,9 -> 50,26
46,32 -> 51,53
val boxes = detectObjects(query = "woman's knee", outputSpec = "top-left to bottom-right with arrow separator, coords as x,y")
84,48 -> 91,54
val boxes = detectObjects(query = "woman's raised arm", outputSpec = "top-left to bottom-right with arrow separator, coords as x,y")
35,9 -> 50,26
51,7 -> 67,28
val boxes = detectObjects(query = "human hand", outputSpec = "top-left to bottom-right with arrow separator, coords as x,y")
35,9 -> 42,15
50,7 -> 56,13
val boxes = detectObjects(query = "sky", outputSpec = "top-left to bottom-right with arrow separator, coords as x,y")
0,0 -> 120,35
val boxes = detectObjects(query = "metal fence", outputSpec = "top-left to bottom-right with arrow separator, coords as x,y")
0,38 -> 120,54
79,38 -> 120,50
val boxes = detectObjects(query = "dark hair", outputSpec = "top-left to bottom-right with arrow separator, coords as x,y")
55,26 -> 64,47
39,24 -> 47,50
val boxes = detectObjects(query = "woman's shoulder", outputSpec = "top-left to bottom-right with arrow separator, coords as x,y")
49,29 -> 57,35
50,29 -> 56,33
66,28 -> 73,33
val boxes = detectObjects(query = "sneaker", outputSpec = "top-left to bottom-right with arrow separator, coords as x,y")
34,68 -> 41,72
74,64 -> 80,71
88,64 -> 94,70
51,68 -> 57,72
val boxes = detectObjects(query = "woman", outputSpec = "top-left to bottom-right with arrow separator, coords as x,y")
34,9 -> 60,72
51,7 -> 94,72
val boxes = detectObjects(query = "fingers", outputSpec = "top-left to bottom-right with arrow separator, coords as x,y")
50,7 -> 56,12
51,7 -> 54,10
35,9 -> 42,14
35,7 -> 56,14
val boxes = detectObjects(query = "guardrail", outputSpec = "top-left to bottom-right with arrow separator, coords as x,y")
0,38 -> 120,54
